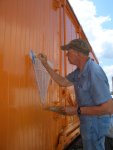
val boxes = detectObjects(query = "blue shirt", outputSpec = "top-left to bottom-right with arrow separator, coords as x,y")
66,58 -> 112,144
66,58 -> 112,107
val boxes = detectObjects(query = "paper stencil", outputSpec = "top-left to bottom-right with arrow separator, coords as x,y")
30,51 -> 52,103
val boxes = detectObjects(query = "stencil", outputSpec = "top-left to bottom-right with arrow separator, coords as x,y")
29,50 -> 52,103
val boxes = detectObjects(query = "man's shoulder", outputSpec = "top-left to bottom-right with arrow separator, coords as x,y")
88,59 -> 102,74
88,59 -> 107,81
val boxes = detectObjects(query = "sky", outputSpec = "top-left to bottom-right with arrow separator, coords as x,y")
68,0 -> 113,91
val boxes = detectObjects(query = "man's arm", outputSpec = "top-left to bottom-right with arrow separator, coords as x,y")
38,53 -> 73,87
49,99 -> 113,116
80,99 -> 113,115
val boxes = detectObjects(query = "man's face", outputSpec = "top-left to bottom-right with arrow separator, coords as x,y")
66,49 -> 80,65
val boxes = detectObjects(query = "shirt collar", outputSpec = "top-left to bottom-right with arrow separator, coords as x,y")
79,57 -> 91,77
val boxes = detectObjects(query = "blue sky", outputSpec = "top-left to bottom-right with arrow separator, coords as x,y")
92,0 -> 113,29
69,0 -> 113,91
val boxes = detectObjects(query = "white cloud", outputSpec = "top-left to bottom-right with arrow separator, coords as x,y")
69,0 -> 113,59
69,0 -> 113,89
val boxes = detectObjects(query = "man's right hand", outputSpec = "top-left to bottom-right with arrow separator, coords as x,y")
37,53 -> 47,64
37,53 -> 73,87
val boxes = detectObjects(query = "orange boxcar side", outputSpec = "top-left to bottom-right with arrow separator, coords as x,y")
0,0 -> 97,150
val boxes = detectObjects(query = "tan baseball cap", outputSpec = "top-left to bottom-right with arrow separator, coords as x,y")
61,39 -> 90,55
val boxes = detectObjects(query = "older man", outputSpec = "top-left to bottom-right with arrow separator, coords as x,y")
38,39 -> 113,150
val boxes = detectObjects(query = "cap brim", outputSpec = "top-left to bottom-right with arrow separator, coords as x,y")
60,44 -> 70,50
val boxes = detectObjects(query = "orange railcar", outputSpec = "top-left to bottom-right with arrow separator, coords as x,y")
0,0 -> 97,149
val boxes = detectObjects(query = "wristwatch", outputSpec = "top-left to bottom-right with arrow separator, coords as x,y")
77,107 -> 81,115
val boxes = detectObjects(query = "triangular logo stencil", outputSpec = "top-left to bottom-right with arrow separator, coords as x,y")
29,50 -> 52,103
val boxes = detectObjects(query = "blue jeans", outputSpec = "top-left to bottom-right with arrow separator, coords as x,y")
80,115 -> 110,150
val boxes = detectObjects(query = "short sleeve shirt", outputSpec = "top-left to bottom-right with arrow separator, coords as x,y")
66,58 -> 112,145
66,58 -> 112,107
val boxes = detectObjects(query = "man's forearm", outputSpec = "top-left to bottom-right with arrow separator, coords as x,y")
81,106 -> 108,115
80,99 -> 113,115
42,62 -> 73,87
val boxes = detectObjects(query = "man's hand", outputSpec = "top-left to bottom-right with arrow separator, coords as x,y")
60,106 -> 77,116
37,53 -> 73,87
37,53 -> 47,64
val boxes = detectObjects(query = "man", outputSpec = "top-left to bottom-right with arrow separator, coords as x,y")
38,38 -> 113,150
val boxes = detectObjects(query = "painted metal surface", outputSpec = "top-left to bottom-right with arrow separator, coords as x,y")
0,0 -> 97,149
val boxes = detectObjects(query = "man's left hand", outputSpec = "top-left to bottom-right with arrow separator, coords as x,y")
60,106 -> 77,116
